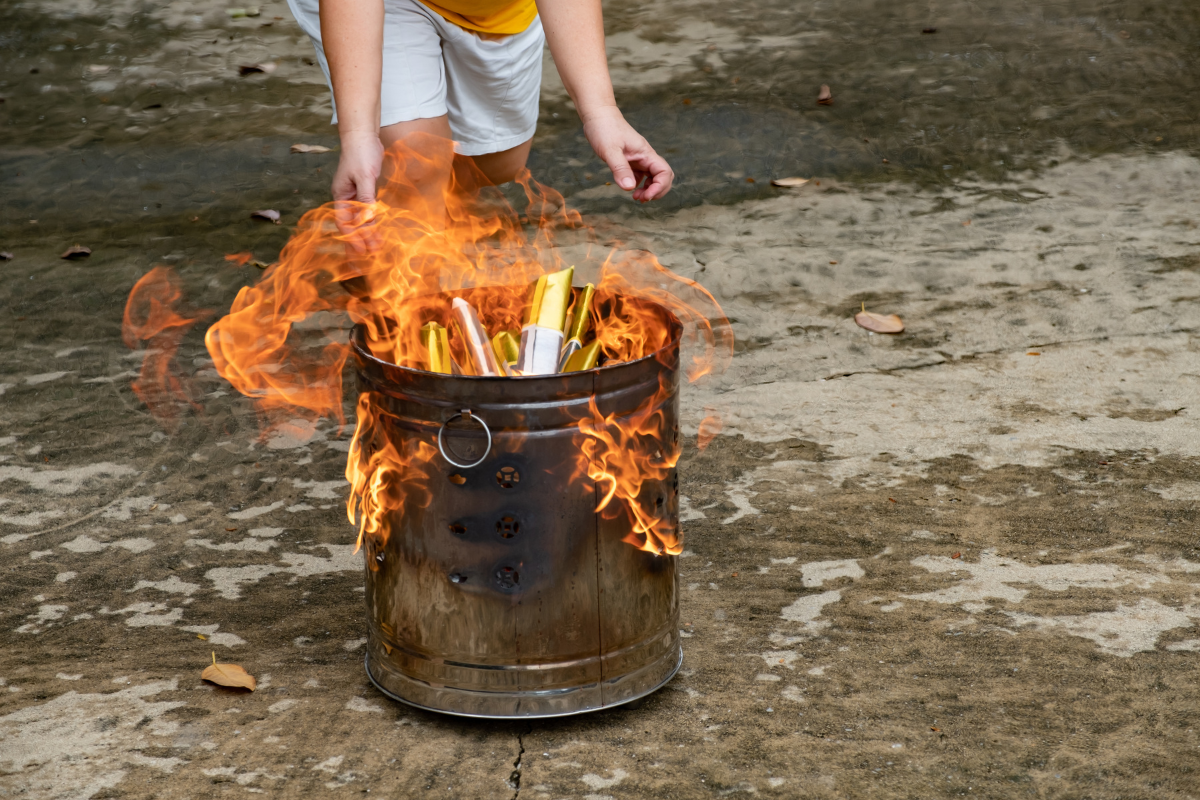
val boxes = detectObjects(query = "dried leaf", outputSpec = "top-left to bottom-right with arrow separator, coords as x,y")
61,244 -> 91,260
771,177 -> 809,188
1026,351 -> 1041,356
854,306 -> 904,334
448,474 -> 466,485
238,62 -> 276,76
225,527 -> 238,532
202,660 -> 256,691
817,84 -> 833,105
0,251 -> 13,261
251,209 -> 281,224
951,552 -> 962,559
931,726 -> 941,731
290,143 -> 332,154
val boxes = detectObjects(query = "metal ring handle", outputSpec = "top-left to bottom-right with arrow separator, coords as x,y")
437,409 -> 492,470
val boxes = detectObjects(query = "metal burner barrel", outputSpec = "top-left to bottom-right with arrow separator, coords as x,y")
350,297 -> 682,718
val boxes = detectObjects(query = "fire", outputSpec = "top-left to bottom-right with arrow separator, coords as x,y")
122,266 -> 212,430
578,373 -> 682,555
130,133 -> 730,553
345,392 -> 439,556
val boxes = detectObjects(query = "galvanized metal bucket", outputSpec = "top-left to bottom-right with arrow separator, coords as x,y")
350,296 -> 683,718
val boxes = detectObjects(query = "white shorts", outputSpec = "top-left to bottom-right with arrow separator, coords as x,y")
287,0 -> 544,156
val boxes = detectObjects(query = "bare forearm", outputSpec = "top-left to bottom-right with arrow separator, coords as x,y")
535,0 -> 617,120
320,0 -> 384,135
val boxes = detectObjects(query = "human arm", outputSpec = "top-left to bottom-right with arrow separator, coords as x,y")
536,0 -> 673,201
320,0 -> 386,202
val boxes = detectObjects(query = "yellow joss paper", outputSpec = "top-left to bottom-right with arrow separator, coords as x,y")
536,267 -> 574,331
562,340 -> 601,372
558,283 -> 595,371
523,275 -> 547,326
565,283 -> 595,342
420,321 -> 452,374
492,330 -> 519,366
524,267 -> 574,332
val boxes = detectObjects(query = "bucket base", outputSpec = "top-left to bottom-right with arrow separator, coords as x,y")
364,644 -> 682,719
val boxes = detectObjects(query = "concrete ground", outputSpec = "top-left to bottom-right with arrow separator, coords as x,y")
3,0 -> 1200,797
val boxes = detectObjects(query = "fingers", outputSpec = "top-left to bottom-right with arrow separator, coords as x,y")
604,149 -> 638,191
629,151 -> 674,202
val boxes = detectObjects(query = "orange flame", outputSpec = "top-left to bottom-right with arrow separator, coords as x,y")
697,412 -> 723,451
193,133 -> 730,550
121,266 -> 212,430
577,373 -> 682,555
345,392 -> 439,554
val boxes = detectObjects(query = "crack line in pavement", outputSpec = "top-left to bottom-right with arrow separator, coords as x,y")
508,726 -> 529,799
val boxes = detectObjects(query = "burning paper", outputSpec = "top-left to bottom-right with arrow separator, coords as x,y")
516,266 -> 574,375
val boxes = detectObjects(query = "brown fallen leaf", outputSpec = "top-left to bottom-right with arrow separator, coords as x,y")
817,84 -> 833,105
951,552 -> 962,559
854,303 -> 905,334
61,244 -> 91,260
202,652 -> 256,691
448,473 -> 466,485
771,177 -> 809,188
251,209 -> 281,224
1026,351 -> 1041,356
290,143 -> 332,154
225,527 -> 238,532
238,62 -> 276,76
931,726 -> 941,731
0,251 -> 13,261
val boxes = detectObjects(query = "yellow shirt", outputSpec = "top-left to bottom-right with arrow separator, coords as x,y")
418,0 -> 538,35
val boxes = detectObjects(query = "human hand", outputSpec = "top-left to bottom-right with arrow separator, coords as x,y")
331,130 -> 385,254
332,129 -> 384,202
581,106 -> 674,202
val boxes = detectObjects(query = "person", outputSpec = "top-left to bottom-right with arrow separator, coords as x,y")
286,0 -> 674,204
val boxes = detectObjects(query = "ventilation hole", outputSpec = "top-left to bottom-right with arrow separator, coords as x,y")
448,523 -> 467,535
495,566 -> 519,589
672,473 -> 679,493
495,465 -> 521,489
496,515 -> 520,539
449,572 -> 468,584
655,495 -> 665,510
